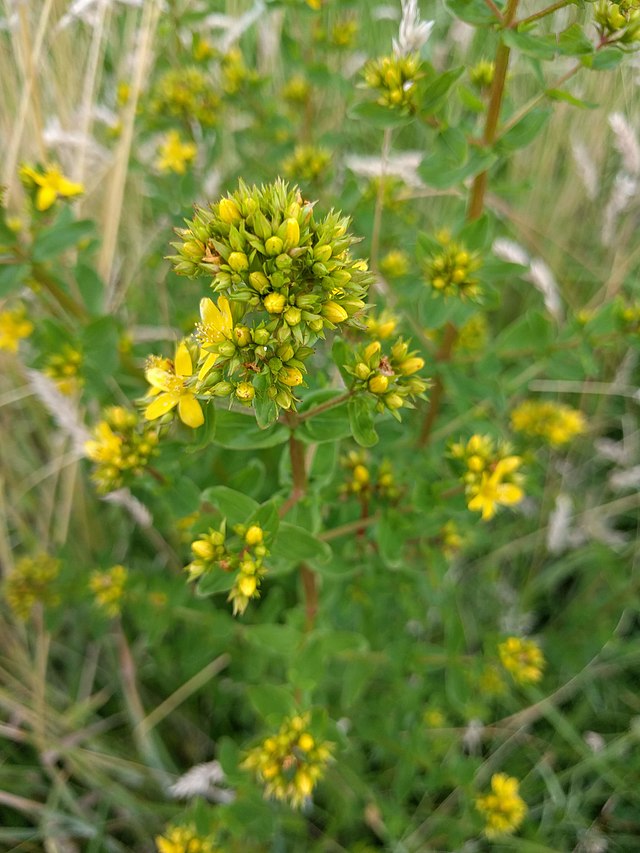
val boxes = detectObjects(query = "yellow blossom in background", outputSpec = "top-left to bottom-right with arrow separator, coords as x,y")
156,131 -> 197,175
467,457 -> 524,521
498,636 -> 545,685
455,313 -> 487,352
331,17 -> 358,48
423,708 -> 446,727
193,36 -> 215,62
282,145 -> 332,183
478,663 -> 507,697
379,250 -> 409,279
366,310 -> 399,340
44,346 -> 83,395
282,74 -> 311,105
363,53 -> 423,113
4,554 -> 60,620
242,713 -> 334,808
19,164 -> 84,211
469,59 -> 495,89
441,520 -> 463,558
510,400 -> 586,446
84,406 -> 158,494
424,231 -> 482,299
151,67 -> 220,126
144,341 -> 204,429
89,565 -> 128,617
155,824 -> 217,853
0,305 -> 33,352
476,773 -> 527,838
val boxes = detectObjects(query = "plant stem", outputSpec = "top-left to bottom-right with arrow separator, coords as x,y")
31,264 -> 89,320
296,390 -> 353,423
285,417 -> 318,631
370,128 -> 392,271
483,0 -> 504,21
417,322 -> 457,447
517,0 -> 573,26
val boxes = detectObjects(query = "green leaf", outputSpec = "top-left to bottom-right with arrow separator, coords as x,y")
214,409 -> 288,449
75,263 -> 104,314
419,67 -> 464,115
32,219 -> 95,262
348,396 -> 378,448
459,213 -> 493,251
170,477 -> 201,515
81,316 -> 120,379
244,624 -> 302,657
0,263 -> 29,297
186,403 -> 216,452
546,89 -> 597,109
298,391 -> 351,443
502,29 -> 556,60
496,108 -> 551,153
271,522 -> 332,565
557,23 -> 594,56
196,570 -> 235,597
253,373 -> 278,430
246,684 -> 297,721
331,338 -> 354,386
419,147 -> 496,189
200,485 -> 259,523
445,0 -> 499,24
348,101 -> 413,129
582,47 -> 624,71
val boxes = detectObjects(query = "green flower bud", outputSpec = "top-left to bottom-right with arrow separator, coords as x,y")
368,374 -> 389,394
322,301 -> 348,323
355,362 -> 371,380
228,251 -> 249,272
252,328 -> 271,345
314,244 -> 332,262
276,389 -> 293,409
219,198 -> 241,223
269,357 -> 283,373
276,343 -> 294,362
391,340 -> 409,361
280,366 -> 304,386
264,292 -> 287,314
331,269 -> 352,285
385,393 -> 404,410
312,262 -> 328,277
308,317 -> 324,332
236,382 -> 255,402
249,271 -> 270,293
212,381 -> 234,397
284,306 -> 302,326
265,236 -> 284,256
218,341 -> 237,358
233,325 -> 252,347
295,294 -> 318,310
275,253 -> 292,270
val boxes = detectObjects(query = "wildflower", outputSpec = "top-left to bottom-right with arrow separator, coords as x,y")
379,250 -> 409,279
0,304 -> 33,352
469,60 -> 495,89
43,346 -> 83,396
331,17 -> 358,48
282,145 -> 332,183
467,458 -> 524,521
155,824 -> 217,853
144,342 -> 204,429
511,400 -> 586,446
363,54 -> 423,113
595,0 -> 640,43
156,130 -> 197,175
5,554 -> 60,620
347,337 -> 428,418
89,565 -> 128,617
196,295 -> 234,379
498,636 -> 545,685
85,406 -> 158,493
366,310 -> 399,340
282,75 -> 311,105
221,48 -> 257,95
19,164 -> 84,211
475,773 -> 527,838
441,520 -> 463,557
455,313 -> 487,352
151,67 -> 220,126
423,708 -> 446,727
424,231 -> 482,299
242,713 -> 334,808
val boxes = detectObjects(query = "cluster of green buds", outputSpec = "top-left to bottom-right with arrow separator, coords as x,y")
282,145 -> 332,184
347,338 -> 428,419
85,406 -> 159,494
379,249 -> 410,279
362,54 -> 423,112
440,520 -> 463,559
469,60 -> 495,90
241,713 -> 334,808
340,450 -> 401,502
43,345 -> 83,396
150,67 -> 220,125
89,565 -> 128,617
4,554 -> 60,620
170,179 -> 373,415
450,434 -> 525,521
221,47 -> 258,95
282,74 -> 311,106
424,231 -> 482,299
187,522 -> 268,616
595,0 -> 640,42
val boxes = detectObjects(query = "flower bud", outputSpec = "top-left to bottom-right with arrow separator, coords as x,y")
276,343 -> 294,362
265,236 -> 284,256
218,341 -> 237,358
275,253 -> 292,271
219,198 -> 241,223
282,217 -> 300,250
245,525 -> 263,546
308,317 -> 324,332
276,389 -> 293,409
353,464 -> 369,485
227,251 -> 249,272
233,325 -> 252,347
236,382 -> 255,402
363,341 -> 381,363
368,374 -> 389,394
295,294 -> 317,310
280,366 -> 304,387
238,574 -> 257,597
284,306 -> 302,326
192,539 -> 214,559
322,301 -> 348,323
314,244 -> 332,262
212,380 -> 233,397
355,362 -> 371,380
269,357 -> 283,373
249,271 -> 270,293
252,327 -> 271,345
391,340 -> 409,361
264,292 -> 287,314
398,356 -> 424,376
331,269 -> 352,285
385,393 -> 404,410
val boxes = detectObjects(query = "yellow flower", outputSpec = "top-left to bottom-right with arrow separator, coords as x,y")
196,295 -> 234,379
379,250 -> 409,279
20,164 -> 84,211
511,399 -> 586,446
89,565 -> 128,617
43,346 -> 83,396
466,457 -> 524,521
0,305 -> 33,352
155,824 -> 216,853
155,130 -> 197,174
475,773 -> 527,838
145,342 -> 204,429
498,636 -> 545,685
5,554 -> 60,620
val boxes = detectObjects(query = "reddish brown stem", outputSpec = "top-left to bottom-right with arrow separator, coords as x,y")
418,322 -> 458,447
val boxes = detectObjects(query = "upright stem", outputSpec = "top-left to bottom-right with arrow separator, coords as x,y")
371,128 -> 392,271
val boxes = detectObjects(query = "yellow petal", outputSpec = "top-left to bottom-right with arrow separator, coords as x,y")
218,294 -> 233,330
57,176 -> 84,198
497,484 -> 523,506
145,366 -> 171,391
178,394 -> 204,428
174,341 -> 193,377
36,185 -> 57,211
145,393 -> 178,420
198,350 -> 220,381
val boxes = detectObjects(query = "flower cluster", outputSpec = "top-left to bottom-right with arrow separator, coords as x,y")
379,249 -> 410,279
168,180 -> 373,415
365,309 -> 399,340
155,824 -> 217,853
363,54 -> 423,113
469,59 -> 495,90
595,0 -> 640,43
85,406 -> 159,493
498,636 -> 545,685
4,554 -> 60,620
455,313 -> 487,352
475,773 -> 527,838
242,713 -> 334,808
156,131 -> 197,175
19,164 -> 84,211
440,520 -> 463,558
282,145 -> 332,184
451,435 -> 524,521
340,450 -> 400,502
510,399 -> 586,446
150,67 -> 220,125
187,522 -> 268,616
144,341 -> 205,428
424,232 -> 481,299
346,338 -> 428,418
0,304 -> 33,352
43,345 -> 83,395
89,565 -> 128,617
282,75 -> 311,106
221,48 -> 258,95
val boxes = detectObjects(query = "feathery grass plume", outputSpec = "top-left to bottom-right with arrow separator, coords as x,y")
571,138 -> 599,200
392,0 -> 434,57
